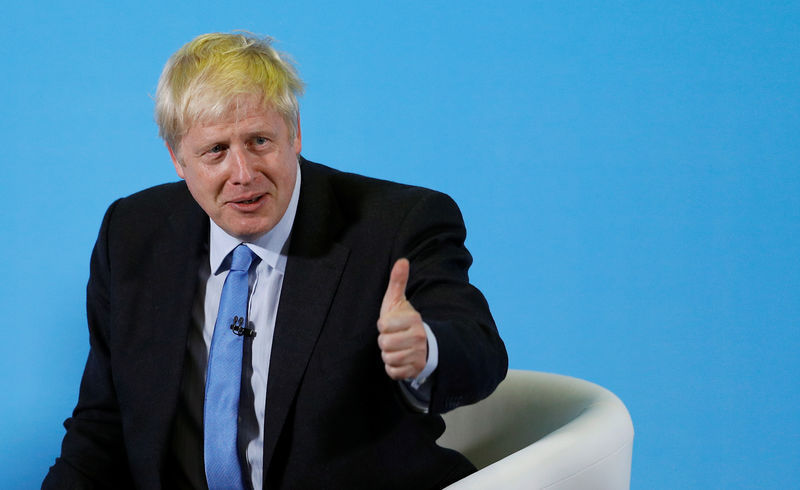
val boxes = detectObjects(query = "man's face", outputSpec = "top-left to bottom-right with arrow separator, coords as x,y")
170,96 -> 301,241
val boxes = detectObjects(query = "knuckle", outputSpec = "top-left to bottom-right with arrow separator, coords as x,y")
384,351 -> 399,366
385,365 -> 401,379
392,351 -> 406,366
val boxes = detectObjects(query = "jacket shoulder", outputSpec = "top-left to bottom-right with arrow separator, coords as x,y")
301,158 -> 455,213
113,181 -> 194,216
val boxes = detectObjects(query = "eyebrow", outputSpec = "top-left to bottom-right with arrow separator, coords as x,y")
243,127 -> 279,138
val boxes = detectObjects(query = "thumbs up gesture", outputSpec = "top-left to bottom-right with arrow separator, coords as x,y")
377,258 -> 428,380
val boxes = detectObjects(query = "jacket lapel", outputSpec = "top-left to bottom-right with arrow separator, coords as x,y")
144,187 -> 208,476
261,160 -> 350,474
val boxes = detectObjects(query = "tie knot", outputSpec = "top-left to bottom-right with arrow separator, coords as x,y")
230,244 -> 254,272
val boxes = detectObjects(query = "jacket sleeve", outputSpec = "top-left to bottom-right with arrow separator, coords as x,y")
391,190 -> 508,414
43,200 -> 135,489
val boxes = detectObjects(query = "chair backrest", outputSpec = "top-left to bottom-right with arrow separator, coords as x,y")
438,370 -> 634,490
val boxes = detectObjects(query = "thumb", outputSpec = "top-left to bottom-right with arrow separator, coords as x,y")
381,258 -> 409,315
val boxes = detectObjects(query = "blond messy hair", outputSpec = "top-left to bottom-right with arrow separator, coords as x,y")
155,32 -> 304,150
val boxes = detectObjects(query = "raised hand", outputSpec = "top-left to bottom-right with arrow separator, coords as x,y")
377,258 -> 428,380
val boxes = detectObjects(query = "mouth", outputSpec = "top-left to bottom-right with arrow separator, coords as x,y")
228,193 -> 266,209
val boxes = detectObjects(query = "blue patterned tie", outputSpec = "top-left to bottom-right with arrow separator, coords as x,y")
204,244 -> 253,490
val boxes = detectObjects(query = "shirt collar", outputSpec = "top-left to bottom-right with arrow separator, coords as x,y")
209,160 -> 301,275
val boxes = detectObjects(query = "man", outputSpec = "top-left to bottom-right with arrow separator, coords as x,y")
44,32 -> 507,489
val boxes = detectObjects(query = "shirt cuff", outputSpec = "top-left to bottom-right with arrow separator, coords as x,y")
398,322 -> 438,413
409,321 -> 438,389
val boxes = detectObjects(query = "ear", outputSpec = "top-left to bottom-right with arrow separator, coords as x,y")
293,113 -> 302,155
167,143 -> 185,179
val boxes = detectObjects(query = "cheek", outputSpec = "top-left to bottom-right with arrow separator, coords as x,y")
185,169 -> 225,202
277,159 -> 298,188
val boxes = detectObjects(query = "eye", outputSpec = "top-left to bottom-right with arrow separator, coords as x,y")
209,144 -> 226,154
254,136 -> 269,146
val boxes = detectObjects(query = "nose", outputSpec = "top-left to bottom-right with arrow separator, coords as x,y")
229,146 -> 255,184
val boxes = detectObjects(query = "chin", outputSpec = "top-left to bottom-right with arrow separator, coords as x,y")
231,223 -> 274,241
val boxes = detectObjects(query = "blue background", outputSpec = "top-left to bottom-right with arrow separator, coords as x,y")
2,1 -> 798,488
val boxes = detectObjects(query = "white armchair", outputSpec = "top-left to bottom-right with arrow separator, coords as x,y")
439,370 -> 634,489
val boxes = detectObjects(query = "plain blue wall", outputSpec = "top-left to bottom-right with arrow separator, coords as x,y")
2,1 -> 798,488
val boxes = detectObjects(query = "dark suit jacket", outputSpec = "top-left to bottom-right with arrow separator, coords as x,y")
44,159 -> 507,489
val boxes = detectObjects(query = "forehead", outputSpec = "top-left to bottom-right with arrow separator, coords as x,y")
186,99 -> 286,140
